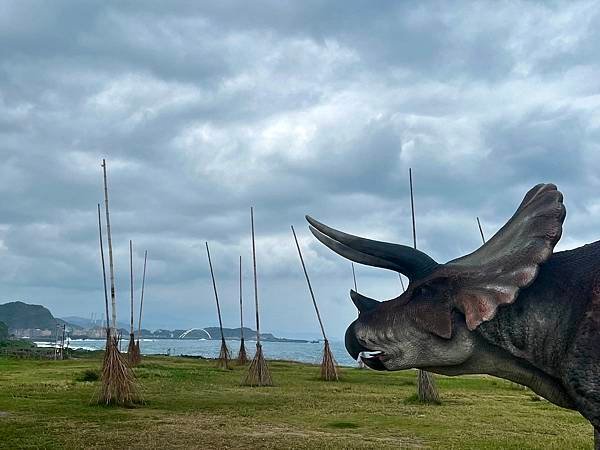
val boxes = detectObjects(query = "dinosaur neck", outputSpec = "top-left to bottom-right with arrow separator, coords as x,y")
428,337 -> 576,409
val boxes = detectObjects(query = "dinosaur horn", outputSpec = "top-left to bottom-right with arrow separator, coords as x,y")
306,215 -> 438,281
350,290 -> 380,313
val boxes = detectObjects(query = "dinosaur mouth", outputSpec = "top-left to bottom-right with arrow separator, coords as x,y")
345,323 -> 388,371
360,351 -> 387,371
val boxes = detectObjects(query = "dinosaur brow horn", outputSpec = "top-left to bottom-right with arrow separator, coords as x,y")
306,215 -> 438,281
350,290 -> 380,313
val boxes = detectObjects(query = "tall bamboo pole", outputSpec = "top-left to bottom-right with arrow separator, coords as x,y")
410,168 -> 440,404
351,263 -> 358,291
137,250 -> 147,338
205,242 -> 226,339
53,324 -> 59,360
98,159 -> 139,405
291,226 -> 326,340
239,256 -> 244,339
251,207 -> 261,347
476,217 -> 486,244
242,206 -> 272,385
60,324 -> 66,360
291,225 -> 338,381
409,168 -> 417,249
102,159 -> 117,335
129,240 -> 134,337
398,274 -> 405,292
97,203 -> 110,340
205,242 -> 230,368
127,240 -> 139,364
237,255 -> 248,365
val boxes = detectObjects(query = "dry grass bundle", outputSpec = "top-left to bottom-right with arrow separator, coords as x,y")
417,370 -> 440,404
242,343 -> 272,386
216,339 -> 231,369
98,335 -> 140,406
236,338 -> 248,365
320,339 -> 339,381
127,333 -> 141,366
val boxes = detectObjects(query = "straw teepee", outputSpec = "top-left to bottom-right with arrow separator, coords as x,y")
409,168 -> 440,404
98,159 -> 140,406
292,226 -> 338,381
205,242 -> 231,369
135,250 -> 148,362
236,255 -> 249,365
242,207 -> 272,386
127,240 -> 141,366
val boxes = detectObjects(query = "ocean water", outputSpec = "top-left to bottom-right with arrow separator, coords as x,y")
38,338 -> 359,367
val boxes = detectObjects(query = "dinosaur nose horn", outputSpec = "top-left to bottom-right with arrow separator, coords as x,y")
350,290 -> 380,314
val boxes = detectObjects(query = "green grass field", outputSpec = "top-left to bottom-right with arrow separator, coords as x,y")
0,355 -> 594,449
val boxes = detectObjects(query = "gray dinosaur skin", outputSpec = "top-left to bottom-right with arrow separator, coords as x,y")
309,185 -> 600,448
348,242 -> 600,426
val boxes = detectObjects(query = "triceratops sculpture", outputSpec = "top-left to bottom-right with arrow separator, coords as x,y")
307,184 -> 600,448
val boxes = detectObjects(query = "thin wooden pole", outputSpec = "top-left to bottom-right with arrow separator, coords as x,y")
398,274 -> 405,292
291,225 -> 327,341
239,256 -> 244,340
409,168 -> 417,249
129,240 -> 134,337
251,207 -> 261,345
409,167 -> 440,403
205,242 -> 226,342
137,250 -> 147,338
241,206 -> 272,384
97,203 -> 110,338
236,254 -> 249,366
351,263 -> 358,291
477,217 -> 486,244
53,324 -> 59,360
61,324 -> 66,359
101,159 -> 117,336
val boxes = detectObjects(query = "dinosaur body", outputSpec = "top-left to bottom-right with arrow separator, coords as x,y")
307,184 -> 600,447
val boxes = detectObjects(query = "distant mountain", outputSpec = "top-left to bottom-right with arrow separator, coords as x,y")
201,327 -> 307,343
204,326 -> 255,340
146,327 -> 307,342
0,302 -> 308,343
60,316 -> 128,330
0,301 -> 67,330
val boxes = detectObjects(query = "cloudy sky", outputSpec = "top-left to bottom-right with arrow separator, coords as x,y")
2,1 -> 600,339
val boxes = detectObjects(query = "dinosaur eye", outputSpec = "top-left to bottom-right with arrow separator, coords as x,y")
415,284 -> 433,298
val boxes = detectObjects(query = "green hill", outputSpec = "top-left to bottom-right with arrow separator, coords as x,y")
0,321 -> 8,340
0,301 -> 61,330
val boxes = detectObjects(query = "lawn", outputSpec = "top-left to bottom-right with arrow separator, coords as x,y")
0,355 -> 593,449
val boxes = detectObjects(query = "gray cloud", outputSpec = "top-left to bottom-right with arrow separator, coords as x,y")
1,1 -> 600,338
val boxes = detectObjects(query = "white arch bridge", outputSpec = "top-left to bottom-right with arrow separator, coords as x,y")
178,328 -> 211,339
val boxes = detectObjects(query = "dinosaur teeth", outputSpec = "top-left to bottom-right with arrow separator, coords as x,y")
361,351 -> 383,359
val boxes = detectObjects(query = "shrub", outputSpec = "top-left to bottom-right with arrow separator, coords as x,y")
77,369 -> 100,382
